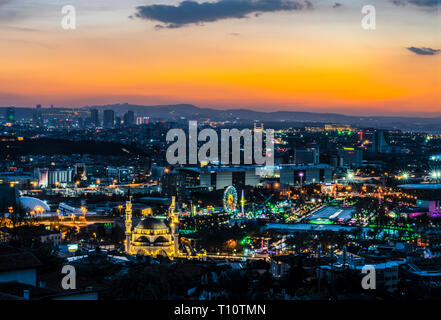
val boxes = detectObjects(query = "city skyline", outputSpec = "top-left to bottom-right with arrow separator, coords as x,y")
0,0 -> 439,116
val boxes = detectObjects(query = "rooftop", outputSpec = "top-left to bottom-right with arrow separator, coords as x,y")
398,183 -> 441,190
0,244 -> 42,273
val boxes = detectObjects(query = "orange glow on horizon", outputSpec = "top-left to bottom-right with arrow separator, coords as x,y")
0,2 -> 439,116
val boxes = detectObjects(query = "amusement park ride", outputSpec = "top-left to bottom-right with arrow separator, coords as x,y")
223,186 -> 238,214
223,186 -> 246,217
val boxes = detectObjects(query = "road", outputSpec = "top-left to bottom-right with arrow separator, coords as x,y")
205,253 -> 269,261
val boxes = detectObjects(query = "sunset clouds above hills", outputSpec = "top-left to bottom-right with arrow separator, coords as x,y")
0,0 -> 439,116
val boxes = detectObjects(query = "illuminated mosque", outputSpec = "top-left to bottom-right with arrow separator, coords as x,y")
124,196 -> 180,258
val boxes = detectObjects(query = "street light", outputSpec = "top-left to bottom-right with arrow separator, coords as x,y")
299,172 -> 304,188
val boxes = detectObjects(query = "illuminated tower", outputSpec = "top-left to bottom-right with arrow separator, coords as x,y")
168,196 -> 180,256
241,190 -> 245,217
125,196 -> 133,253
254,122 -> 264,132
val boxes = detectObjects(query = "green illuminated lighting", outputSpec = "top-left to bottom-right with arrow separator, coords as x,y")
310,218 -> 334,225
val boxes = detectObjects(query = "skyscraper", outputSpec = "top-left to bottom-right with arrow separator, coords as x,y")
33,104 -> 43,126
136,117 -> 149,125
103,109 -> 115,128
123,111 -> 135,126
372,130 -> 389,153
337,147 -> 363,168
90,109 -> 100,127
5,107 -> 15,124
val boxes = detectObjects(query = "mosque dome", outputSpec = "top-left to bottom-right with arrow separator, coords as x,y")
135,217 -> 169,231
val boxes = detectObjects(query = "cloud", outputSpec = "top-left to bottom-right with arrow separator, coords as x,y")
2,25 -> 39,32
407,46 -> 441,55
133,0 -> 313,28
392,0 -> 440,10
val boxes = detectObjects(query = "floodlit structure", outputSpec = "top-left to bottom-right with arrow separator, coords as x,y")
19,197 -> 50,213
125,196 -> 179,258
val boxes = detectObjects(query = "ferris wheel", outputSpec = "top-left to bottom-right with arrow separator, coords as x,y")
223,186 -> 238,214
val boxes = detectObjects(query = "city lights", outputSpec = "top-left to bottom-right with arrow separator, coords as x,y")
430,171 -> 441,180
0,2 -> 440,305
346,171 -> 355,181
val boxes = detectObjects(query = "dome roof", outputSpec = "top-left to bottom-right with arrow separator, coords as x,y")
19,197 -> 50,212
135,217 -> 168,231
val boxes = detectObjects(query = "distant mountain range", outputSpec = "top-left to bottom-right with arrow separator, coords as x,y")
84,103 -> 441,132
2,104 -> 441,132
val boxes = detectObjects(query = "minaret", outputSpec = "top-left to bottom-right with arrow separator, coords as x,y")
125,194 -> 133,254
168,196 -> 179,256
240,189 -> 245,217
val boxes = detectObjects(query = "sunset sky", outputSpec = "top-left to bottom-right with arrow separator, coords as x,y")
0,0 -> 440,116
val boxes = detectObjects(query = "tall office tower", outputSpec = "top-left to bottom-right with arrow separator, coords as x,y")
123,111 -> 135,126
136,116 -> 149,125
337,147 -> 363,168
372,130 -> 389,153
90,109 -> 100,127
33,104 -> 43,126
103,109 -> 115,128
5,107 -> 15,124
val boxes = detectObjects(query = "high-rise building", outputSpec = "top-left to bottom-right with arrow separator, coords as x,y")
372,130 -> 389,153
123,111 -> 135,126
90,109 -> 99,127
136,116 -> 149,125
337,147 -> 363,168
5,107 -> 15,124
103,109 -> 115,128
34,168 -> 74,187
33,104 -> 43,126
